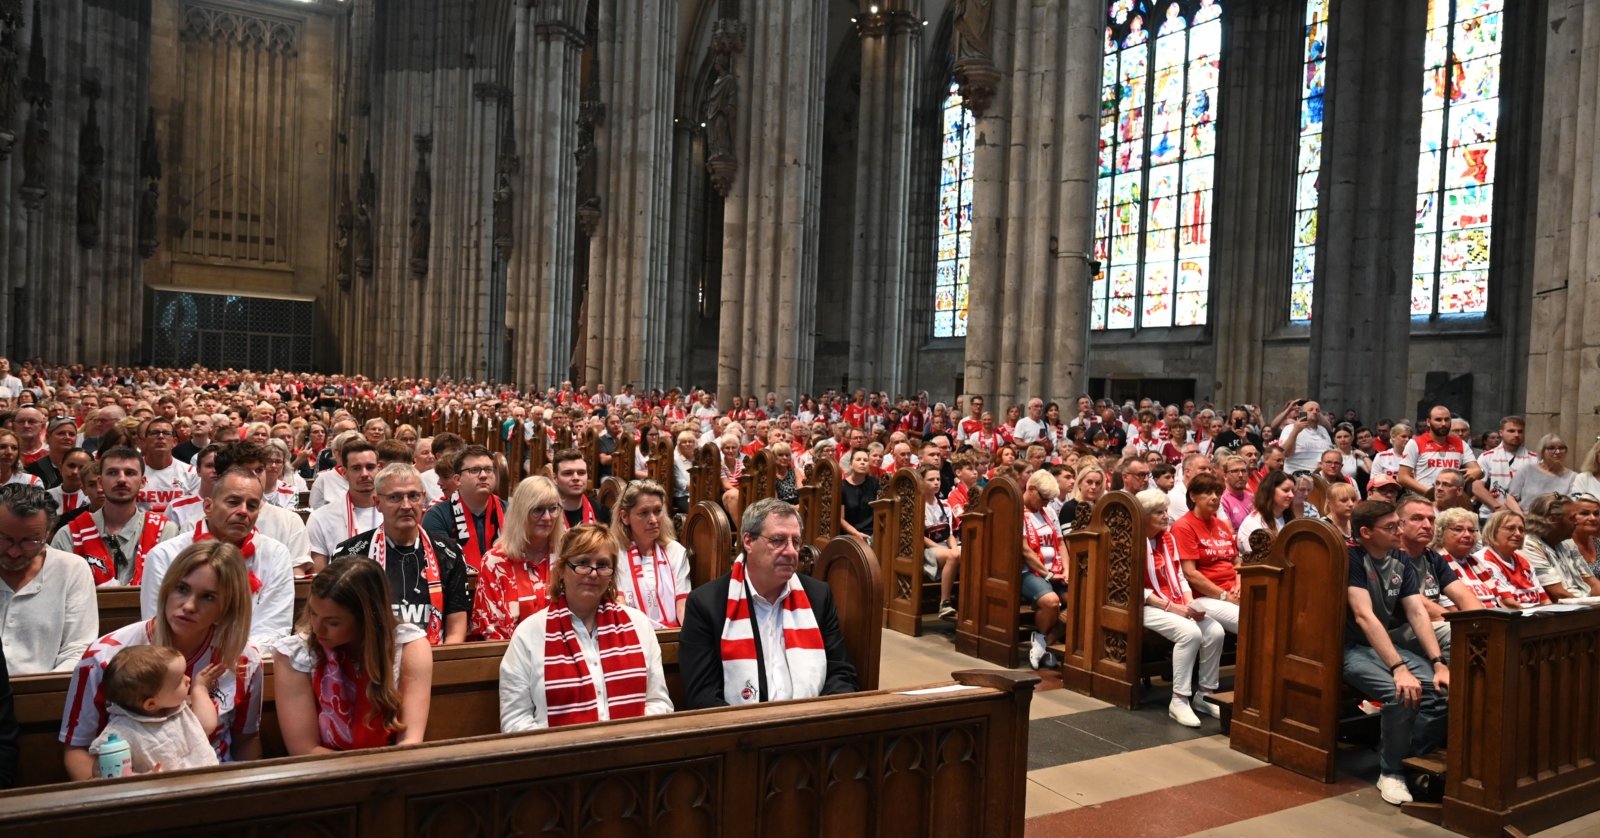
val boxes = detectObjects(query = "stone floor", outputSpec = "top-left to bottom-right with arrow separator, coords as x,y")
875,625 -> 1600,838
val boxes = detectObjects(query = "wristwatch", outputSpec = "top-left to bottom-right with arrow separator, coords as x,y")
1429,656 -> 1446,666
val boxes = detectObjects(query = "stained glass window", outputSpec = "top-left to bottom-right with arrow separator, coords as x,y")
934,80 -> 974,338
1092,0 -> 1222,330
1289,0 -> 1327,322
1412,0 -> 1501,317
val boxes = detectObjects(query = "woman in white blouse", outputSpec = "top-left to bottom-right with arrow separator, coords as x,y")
499,525 -> 674,731
609,479 -> 692,628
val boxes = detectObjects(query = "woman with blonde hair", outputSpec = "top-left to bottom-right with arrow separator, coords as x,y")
1324,482 -> 1360,539
1432,506 -> 1506,609
60,540 -> 262,779
499,524 -> 674,730
770,441 -> 803,504
1571,438 -> 1600,498
611,479 -> 692,629
272,559 -> 433,754
1058,460 -> 1106,531
471,475 -> 567,641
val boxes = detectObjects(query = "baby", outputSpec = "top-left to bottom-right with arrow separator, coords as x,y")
90,646 -> 225,774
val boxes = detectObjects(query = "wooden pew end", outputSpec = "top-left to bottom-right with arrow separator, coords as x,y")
1208,690 -> 1234,735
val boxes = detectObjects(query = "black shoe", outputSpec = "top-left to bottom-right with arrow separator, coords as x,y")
938,599 -> 957,620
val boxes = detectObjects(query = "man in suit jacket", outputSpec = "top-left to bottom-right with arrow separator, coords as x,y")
680,498 -> 858,709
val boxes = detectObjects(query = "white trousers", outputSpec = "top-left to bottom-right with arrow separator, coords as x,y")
1192,597 -> 1240,635
1144,606 -> 1225,696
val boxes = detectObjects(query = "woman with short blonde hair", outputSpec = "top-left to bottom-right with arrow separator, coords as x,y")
470,476 -> 567,641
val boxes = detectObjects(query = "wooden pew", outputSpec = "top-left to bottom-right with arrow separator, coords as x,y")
614,429 -> 637,482
1228,518 -> 1351,782
872,467 -> 931,636
644,434 -> 673,492
689,442 -> 722,508
526,423 -> 549,475
12,538 -> 885,792
797,456 -> 842,551
1060,491 -> 1150,709
1420,606 -> 1600,837
954,476 -> 1025,668
736,448 -> 777,514
598,475 -> 625,516
0,668 -> 1037,838
579,426 -> 600,485
682,499 -> 734,587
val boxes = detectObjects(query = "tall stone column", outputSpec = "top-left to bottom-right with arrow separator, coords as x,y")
1210,0 -> 1303,407
846,0 -> 920,394
714,1 -> 828,404
1307,0 -> 1424,422
961,0 -> 1099,408
584,0 -> 675,390
509,0 -> 586,390
1527,0 -> 1600,444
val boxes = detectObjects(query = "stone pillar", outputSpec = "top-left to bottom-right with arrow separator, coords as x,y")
962,0 -> 1099,408
1527,0 -> 1600,443
846,0 -> 920,395
1210,0 -> 1303,407
509,0 -> 586,390
1307,0 -> 1424,422
584,0 -> 675,391
714,2 -> 828,404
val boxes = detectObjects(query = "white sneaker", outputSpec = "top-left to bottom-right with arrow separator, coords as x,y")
1168,698 -> 1202,728
1191,692 -> 1221,719
1028,632 -> 1047,669
1376,774 -> 1413,806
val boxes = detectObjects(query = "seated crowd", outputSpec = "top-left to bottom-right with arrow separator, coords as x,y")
0,363 -> 1593,805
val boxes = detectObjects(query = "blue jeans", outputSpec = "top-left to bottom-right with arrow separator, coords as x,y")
1342,644 -> 1448,774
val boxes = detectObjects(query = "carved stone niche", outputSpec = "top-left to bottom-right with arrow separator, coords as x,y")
951,0 -> 1000,116
576,196 -> 601,239
76,77 -> 103,249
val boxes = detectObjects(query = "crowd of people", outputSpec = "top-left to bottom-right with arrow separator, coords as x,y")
0,360 -> 1594,805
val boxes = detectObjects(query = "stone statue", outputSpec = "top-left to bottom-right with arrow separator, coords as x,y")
75,81 -> 103,248
0,31 -> 19,160
17,0 -> 48,211
951,0 -> 1000,116
334,191 -> 352,287
137,109 -> 161,258
409,135 -> 432,279
703,52 -> 737,162
354,152 -> 375,279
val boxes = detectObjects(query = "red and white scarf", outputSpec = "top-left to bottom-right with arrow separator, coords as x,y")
343,493 -> 381,541
193,520 -> 263,594
542,598 -> 649,727
70,510 -> 166,587
368,532 -> 445,644
1145,530 -> 1188,604
622,542 -> 681,628
311,643 -> 392,751
58,488 -> 87,514
448,492 -> 503,572
1024,510 -> 1063,578
575,494 -> 597,525
720,555 -> 826,705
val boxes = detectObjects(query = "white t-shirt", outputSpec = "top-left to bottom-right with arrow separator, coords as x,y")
139,531 -> 296,647
1277,424 -> 1333,474
308,469 -> 349,510
1401,434 -> 1476,489
1012,417 -> 1047,446
139,460 -> 199,513
614,541 -> 691,629
692,405 -> 720,433
307,498 -> 384,558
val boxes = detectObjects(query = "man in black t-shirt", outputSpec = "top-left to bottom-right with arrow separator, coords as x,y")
1211,406 -> 1263,453
330,464 -> 470,644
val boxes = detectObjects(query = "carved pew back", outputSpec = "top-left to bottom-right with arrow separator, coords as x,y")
954,476 -> 1025,668
527,425 -> 549,475
797,456 -> 842,551
689,442 -> 722,508
1,670 -> 1037,838
872,468 -> 928,636
737,448 -> 777,515
579,426 -> 600,490
1060,491 -> 1148,709
1229,518 -> 1349,783
682,500 -> 734,587
644,435 -> 673,493
614,430 -> 638,482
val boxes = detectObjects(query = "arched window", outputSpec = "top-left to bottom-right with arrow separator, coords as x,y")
1092,0 -> 1222,331
1412,0 -> 1502,317
1289,0 -> 1327,322
934,80 -> 975,338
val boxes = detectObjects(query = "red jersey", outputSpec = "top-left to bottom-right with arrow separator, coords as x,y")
1170,511 -> 1239,593
843,403 -> 868,429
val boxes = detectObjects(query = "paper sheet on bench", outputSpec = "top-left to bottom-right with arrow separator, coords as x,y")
1518,603 -> 1595,615
898,684 -> 981,695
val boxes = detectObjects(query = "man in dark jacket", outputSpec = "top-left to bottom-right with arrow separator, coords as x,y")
679,498 -> 857,708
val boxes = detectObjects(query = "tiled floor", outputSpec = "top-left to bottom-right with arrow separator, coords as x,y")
876,625 -> 1600,838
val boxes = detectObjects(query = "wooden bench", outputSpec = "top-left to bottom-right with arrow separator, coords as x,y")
0,668 -> 1036,838
13,536 -> 884,791
954,476 -> 1025,668
872,467 -> 955,637
688,442 -> 722,509
1228,518 -> 1353,782
643,434 -> 673,493
1060,491 -> 1151,709
797,456 -> 842,549
681,499 -> 734,584
736,448 -> 777,515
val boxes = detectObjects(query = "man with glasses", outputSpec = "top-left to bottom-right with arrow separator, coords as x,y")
135,417 -> 198,513
307,440 -> 383,571
0,484 -> 97,675
1118,457 -> 1152,494
679,497 -> 858,708
13,407 -> 47,466
331,463 -> 470,644
139,466 -> 296,646
422,445 -> 503,573
1343,499 -> 1451,806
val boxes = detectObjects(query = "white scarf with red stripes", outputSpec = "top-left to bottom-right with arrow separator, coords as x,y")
719,555 -> 825,705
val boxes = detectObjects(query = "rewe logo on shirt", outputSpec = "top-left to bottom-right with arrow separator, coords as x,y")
394,602 -> 435,624
138,489 -> 187,508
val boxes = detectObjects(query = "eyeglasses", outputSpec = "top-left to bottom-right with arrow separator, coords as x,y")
530,504 -> 562,518
460,465 -> 495,476
0,535 -> 46,553
1546,445 -> 1567,452
756,534 -> 804,550
1375,522 -> 1402,533
565,561 -> 615,576
145,430 -> 173,438
379,491 -> 425,505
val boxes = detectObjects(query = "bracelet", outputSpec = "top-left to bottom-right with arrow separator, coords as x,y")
1388,661 -> 1406,674
1429,656 -> 1446,666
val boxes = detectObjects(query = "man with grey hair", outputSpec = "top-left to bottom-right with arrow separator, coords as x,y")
0,484 -> 97,675
329,463 -> 470,644
678,497 -> 858,709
